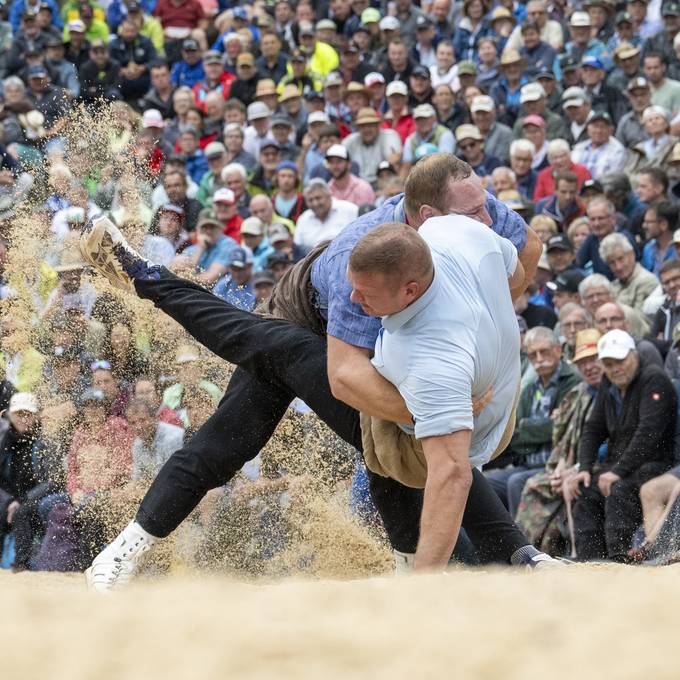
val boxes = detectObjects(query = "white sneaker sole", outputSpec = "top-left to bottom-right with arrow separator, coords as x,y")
79,217 -> 135,292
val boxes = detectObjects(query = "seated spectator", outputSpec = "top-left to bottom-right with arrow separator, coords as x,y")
510,138 -> 538,201
64,18 -> 90,70
108,17 -> 157,101
271,161 -> 306,224
515,329 -> 603,555
490,49 -> 530,128
0,393 -> 60,571
220,162 -> 251,218
599,232 -> 659,310
269,116 -> 299,164
102,319 -> 149,387
521,114 -> 550,171
213,246 -> 256,310
79,39 -> 121,105
568,216 -> 592,253
547,272 -> 586,314
650,259 -> 680,352
616,76 -> 652,149
172,210 -> 238,286
230,53 -> 260,107
239,216 -> 274,272
248,139 -> 280,197
518,19 -> 557,80
66,387 -> 134,504
381,81 -> 415,145
581,55 -> 630,126
195,141 -> 228,207
490,166 -> 518,195
567,329 -> 676,562
248,194 -> 294,237
162,86 -> 194,148
455,124 -> 501,182
530,214 -> 557,244
193,50 -> 235,106
177,127 -> 208,184
266,223 -> 305,264
212,188 -> 242,242
325,145 -> 375,207
252,270 -> 276,304
642,201 -> 677,276
132,377 -> 184,428
125,398 -> 184,482
593,301 -> 663,367
470,95 -> 512,165
91,360 -> 129,418
571,111 -> 628,177
140,60 -> 174,120
44,36 -> 80,97
43,242 -> 97,320
546,233 -> 584,277
342,107 -> 402,185
485,326 -> 581,516
161,343 -> 222,423
170,38 -> 205,88
156,169 -> 201,231
577,196 -> 637,279
243,101 -> 273,159
534,139 -> 593,201
294,178 -> 358,251
580,272 -> 650,339
626,105 -> 675,173
535,171 -> 587,232
402,103 -> 455,171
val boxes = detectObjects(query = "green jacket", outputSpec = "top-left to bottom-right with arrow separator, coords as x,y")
509,360 -> 582,460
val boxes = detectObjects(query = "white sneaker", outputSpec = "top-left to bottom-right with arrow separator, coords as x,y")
394,550 -> 415,574
527,553 -> 572,570
79,215 -> 155,292
85,521 -> 157,593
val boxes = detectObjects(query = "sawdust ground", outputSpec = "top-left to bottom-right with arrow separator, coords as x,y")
3,565 -> 679,680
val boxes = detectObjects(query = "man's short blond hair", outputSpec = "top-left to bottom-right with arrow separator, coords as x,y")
349,222 -> 433,285
404,152 -> 472,220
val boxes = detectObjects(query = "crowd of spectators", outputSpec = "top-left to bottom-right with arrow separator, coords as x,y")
2,0 -> 680,571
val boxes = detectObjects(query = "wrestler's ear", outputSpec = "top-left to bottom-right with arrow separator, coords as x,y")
418,203 -> 437,223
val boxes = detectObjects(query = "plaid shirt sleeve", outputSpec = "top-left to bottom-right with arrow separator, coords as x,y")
486,191 -> 528,253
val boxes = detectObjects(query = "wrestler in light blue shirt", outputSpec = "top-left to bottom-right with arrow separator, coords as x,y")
370,215 -> 521,467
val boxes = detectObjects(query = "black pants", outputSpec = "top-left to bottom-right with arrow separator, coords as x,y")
135,269 -> 528,561
573,462 -> 669,560
1,495 -> 43,568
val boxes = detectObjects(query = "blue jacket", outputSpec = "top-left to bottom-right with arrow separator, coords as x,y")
452,21 -> 493,62
577,229 -> 638,280
642,240 -> 676,276
520,41 -> 557,80
170,60 -> 205,88
185,151 -> 209,185
213,276 -> 256,310
106,0 -> 157,32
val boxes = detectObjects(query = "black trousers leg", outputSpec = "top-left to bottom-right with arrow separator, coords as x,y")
12,496 -> 42,567
573,480 -> 608,560
135,269 -> 529,560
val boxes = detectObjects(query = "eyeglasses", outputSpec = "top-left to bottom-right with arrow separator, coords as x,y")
90,359 -> 111,371
562,320 -> 587,330
459,141 -> 479,150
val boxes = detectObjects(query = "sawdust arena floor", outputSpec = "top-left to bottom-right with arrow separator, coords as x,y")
2,565 -> 679,679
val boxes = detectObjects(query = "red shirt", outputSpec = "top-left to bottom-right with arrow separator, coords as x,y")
193,72 -> 236,110
222,213 -> 243,241
533,162 -> 592,201
154,0 -> 205,28
381,112 -> 415,144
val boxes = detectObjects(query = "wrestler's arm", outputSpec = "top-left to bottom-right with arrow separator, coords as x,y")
327,336 -> 413,423
516,227 -> 541,301
415,430 -> 473,571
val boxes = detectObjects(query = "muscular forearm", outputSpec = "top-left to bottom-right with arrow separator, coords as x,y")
414,431 -> 473,571
516,227 -> 541,301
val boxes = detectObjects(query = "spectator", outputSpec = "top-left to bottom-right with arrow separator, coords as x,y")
650,259 -> 680,349
212,187 -> 242,242
212,245 -> 256,309
222,124 -> 256,173
243,101 -> 272,159
267,223 -> 305,264
521,114 -> 549,171
490,49 -> 529,127
546,234 -> 584,276
269,116 -> 299,164
430,40 -> 457,89
381,81 -> 415,145
160,169 -> 201,231
79,39 -> 120,105
555,302 -> 591,360
239,216 -> 275,272
567,329 -> 676,562
248,139 -> 280,197
626,105 -> 675,172
144,203 -> 186,265
535,171 -> 587,232
644,51 -> 680,115
600,232 -> 659,310
229,52 -> 260,106
177,127 -> 208,184
342,107 -> 402,185
518,20 -> 557,80
561,86 -> 593,146
469,95 -> 512,165
534,139 -> 593,201
109,17 -> 156,101
485,326 -> 581,516
505,0 -> 563,52
325,144 -> 375,206
608,42 -> 643,93
403,103 -> 455,170
294,178 -> 358,250
572,111 -> 628,180
509,138 -> 538,201
140,60 -> 175,119
249,193 -> 295,236
642,201 -> 677,276
270,161 -> 305,224
581,55 -> 630,126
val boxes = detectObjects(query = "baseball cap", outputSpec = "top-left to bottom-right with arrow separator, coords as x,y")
203,50 -> 223,65
546,234 -> 574,252
386,80 -> 408,97
455,124 -> 482,142
308,111 -> 330,125
142,109 -> 164,128
562,86 -> 588,108
570,11 -> 591,26
299,21 -> 315,36
27,65 -> 47,79
326,143 -> 349,159
8,392 -> 39,414
247,101 -> 270,121
304,90 -> 324,101
416,15 -> 434,28
580,178 -> 604,195
546,271 -> 584,293
415,142 -> 439,160
205,141 -> 226,158
230,246 -> 255,267
276,160 -> 298,173
471,95 -> 495,113
589,110 -> 614,125
411,65 -> 431,80
271,114 -> 293,128
68,19 -> 85,32
46,36 -> 63,48
232,6 -> 248,20
615,10 -> 634,24
413,103 -> 436,119
212,187 -> 235,204
182,38 -> 199,51
379,16 -> 400,30
628,76 -> 650,91
324,72 -> 343,88
197,211 -> 221,229
316,18 -> 336,31
537,71 -> 556,81
522,114 -> 546,128
364,72 -> 385,88
582,55 -> 605,70
457,60 -> 478,76
520,82 -> 546,103
253,270 -> 276,286
268,223 -> 291,244
240,217 -> 264,236
236,52 -> 255,67
159,203 -> 184,217
268,251 -> 292,267
377,160 -> 396,174
663,2 -> 680,16
361,7 -> 381,23
559,55 -> 580,73
573,329 -> 602,363
597,329 -> 636,360
259,138 -> 279,152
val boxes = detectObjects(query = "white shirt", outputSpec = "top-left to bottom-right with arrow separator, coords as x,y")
294,198 -> 359,250
243,124 -> 271,158
371,216 -> 521,467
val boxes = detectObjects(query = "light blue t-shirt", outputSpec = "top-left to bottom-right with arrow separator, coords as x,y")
370,215 -> 521,468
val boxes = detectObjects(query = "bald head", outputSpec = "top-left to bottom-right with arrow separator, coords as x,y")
594,302 -> 629,335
